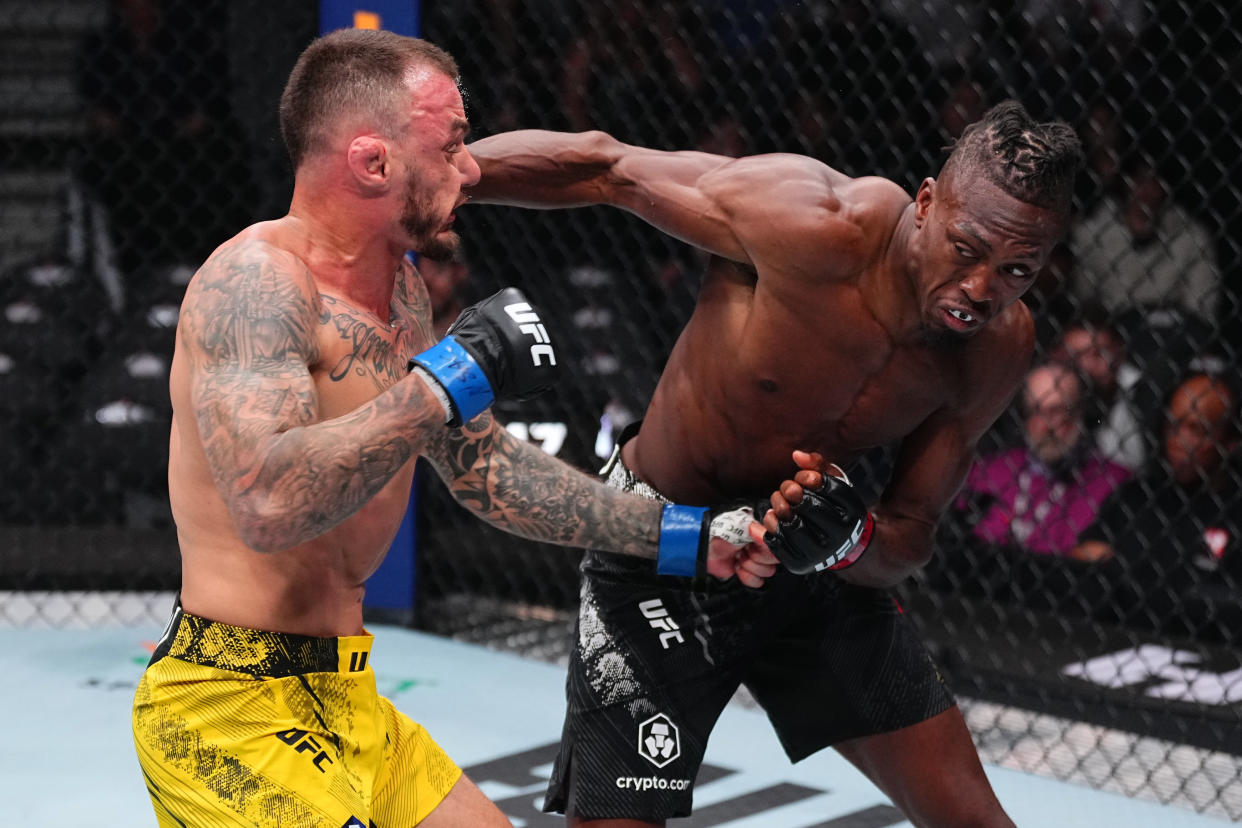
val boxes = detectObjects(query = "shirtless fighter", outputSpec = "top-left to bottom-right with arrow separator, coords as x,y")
467,101 -> 1084,826
130,29 -> 776,828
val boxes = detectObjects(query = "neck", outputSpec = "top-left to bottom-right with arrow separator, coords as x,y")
287,182 -> 405,320
870,204 -> 924,340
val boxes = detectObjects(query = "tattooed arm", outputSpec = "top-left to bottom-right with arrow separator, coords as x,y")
423,413 -> 674,560
182,240 -> 446,553
423,418 -> 780,585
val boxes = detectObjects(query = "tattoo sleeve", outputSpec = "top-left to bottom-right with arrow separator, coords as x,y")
184,241 -> 444,552
423,413 -> 664,559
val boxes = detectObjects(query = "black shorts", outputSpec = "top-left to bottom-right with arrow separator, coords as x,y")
543,451 -> 954,821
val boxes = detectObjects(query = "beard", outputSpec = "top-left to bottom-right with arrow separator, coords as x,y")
400,175 -> 460,261
916,321 -> 972,349
1028,431 -> 1085,474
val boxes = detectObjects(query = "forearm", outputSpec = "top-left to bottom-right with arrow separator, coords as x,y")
833,511 -> 935,588
468,129 -> 621,206
426,414 -> 663,559
212,374 -> 445,552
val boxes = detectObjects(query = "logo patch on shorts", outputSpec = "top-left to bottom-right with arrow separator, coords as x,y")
341,818 -> 366,827
638,598 -> 684,648
637,713 -> 681,768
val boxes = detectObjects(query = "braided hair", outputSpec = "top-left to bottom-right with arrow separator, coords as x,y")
942,100 -> 1085,212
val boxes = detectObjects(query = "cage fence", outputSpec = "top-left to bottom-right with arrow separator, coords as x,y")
1,0 -> 1239,819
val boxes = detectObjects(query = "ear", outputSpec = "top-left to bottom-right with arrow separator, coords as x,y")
347,135 -> 391,190
913,177 -> 935,227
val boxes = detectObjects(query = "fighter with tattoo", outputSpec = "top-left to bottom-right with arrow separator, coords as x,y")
130,30 -> 775,828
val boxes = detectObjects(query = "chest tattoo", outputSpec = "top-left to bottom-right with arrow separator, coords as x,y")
323,307 -> 405,388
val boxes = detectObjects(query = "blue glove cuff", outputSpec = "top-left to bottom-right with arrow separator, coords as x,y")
410,337 -> 494,424
657,504 -> 709,576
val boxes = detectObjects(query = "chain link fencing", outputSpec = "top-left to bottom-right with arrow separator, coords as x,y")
1,0 -> 1239,819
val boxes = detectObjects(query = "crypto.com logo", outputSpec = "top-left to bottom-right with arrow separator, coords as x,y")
637,713 -> 681,768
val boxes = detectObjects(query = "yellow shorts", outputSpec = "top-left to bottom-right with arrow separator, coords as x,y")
132,603 -> 461,827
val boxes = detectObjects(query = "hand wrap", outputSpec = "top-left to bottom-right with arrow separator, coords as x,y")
656,504 -> 755,577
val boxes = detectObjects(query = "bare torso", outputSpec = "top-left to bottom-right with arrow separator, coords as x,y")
169,219 -> 437,635
625,177 -> 1016,505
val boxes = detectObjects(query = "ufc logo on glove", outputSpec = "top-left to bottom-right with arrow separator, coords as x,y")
503,301 -> 556,367
409,287 -> 561,426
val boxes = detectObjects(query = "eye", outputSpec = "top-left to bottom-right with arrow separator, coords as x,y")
953,243 -> 977,259
1002,264 -> 1033,279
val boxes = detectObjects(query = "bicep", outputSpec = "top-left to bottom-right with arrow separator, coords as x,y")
181,244 -> 322,487
608,147 -> 746,260
610,152 -> 845,266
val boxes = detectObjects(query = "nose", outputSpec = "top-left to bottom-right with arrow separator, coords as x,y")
958,266 -> 996,313
459,145 -> 482,188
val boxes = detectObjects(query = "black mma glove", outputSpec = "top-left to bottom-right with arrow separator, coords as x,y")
764,472 -> 874,574
409,287 -> 559,426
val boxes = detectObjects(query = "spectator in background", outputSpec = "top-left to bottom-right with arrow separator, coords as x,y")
912,62 -> 1004,188
1051,310 -> 1150,471
878,0 -> 985,76
75,0 -> 252,294
558,0 -> 708,149
754,0 -> 932,181
422,0 -> 571,135
956,361 -> 1131,557
1012,0 -> 1148,121
1075,373 -> 1242,639
1075,98 -> 1129,211
694,103 -> 749,159
1071,158 -> 1222,322
1022,239 -> 1078,348
937,67 -> 989,142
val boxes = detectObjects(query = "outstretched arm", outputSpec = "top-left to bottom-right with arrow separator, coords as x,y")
422,413 -> 778,587
469,129 -> 745,260
468,129 -> 860,269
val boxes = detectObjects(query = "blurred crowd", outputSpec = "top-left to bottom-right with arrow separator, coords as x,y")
0,0 -> 1238,642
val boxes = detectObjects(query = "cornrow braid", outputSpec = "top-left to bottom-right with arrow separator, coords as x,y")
943,100 -> 1085,211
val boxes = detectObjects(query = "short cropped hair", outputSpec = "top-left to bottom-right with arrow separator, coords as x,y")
941,100 -> 1085,212
280,28 -> 459,170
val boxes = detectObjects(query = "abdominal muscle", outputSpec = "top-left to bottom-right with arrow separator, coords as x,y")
169,411 -> 417,638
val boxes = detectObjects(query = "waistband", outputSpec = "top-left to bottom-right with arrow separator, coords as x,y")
149,601 -> 374,678
599,420 -> 670,503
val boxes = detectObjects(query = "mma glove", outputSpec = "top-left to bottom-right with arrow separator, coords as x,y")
655,504 -> 757,577
764,471 -> 874,574
410,287 -> 559,426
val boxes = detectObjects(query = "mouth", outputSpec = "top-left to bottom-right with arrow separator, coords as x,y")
939,305 -> 982,333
